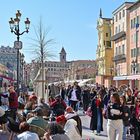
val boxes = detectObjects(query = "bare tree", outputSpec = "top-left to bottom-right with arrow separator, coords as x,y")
31,18 -> 55,98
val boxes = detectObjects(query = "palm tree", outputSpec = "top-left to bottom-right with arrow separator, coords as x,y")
31,18 -> 55,98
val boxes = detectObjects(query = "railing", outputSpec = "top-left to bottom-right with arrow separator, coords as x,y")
113,54 -> 126,61
111,31 -> 126,41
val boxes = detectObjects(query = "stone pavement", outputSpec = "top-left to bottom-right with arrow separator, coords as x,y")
0,110 -> 134,140
79,110 -> 134,140
78,111 -> 108,140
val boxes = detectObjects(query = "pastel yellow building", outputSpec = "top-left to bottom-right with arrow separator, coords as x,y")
0,63 -> 7,76
96,9 -> 114,87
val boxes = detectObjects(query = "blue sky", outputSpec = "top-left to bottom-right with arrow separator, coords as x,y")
0,0 -> 135,62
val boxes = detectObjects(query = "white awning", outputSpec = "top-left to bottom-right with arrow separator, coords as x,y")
127,75 -> 140,80
113,76 -> 128,81
113,75 -> 140,80
78,78 -> 93,86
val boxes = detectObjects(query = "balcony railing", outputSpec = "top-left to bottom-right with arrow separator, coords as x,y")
113,54 -> 126,62
111,31 -> 126,41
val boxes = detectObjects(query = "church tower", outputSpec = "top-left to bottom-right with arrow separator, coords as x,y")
60,47 -> 66,62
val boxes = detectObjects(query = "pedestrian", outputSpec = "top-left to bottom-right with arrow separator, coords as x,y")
120,95 -> 131,140
59,85 -> 66,100
90,93 -> 103,135
107,92 -> 124,140
130,94 -> 140,140
68,83 -> 81,111
38,97 -> 51,118
43,122 -> 70,140
82,85 -> 90,114
27,107 -> 48,130
90,87 -> 97,101
65,106 -> 82,136
8,86 -> 18,120
50,94 -> 67,117
56,115 -> 81,140
66,85 -> 72,106
18,93 -> 25,110
17,121 -> 39,140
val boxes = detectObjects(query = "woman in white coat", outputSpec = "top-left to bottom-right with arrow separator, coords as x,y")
56,115 -> 81,140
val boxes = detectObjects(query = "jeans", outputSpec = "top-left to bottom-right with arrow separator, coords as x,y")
97,108 -> 101,133
123,126 -> 128,140
70,100 -> 78,111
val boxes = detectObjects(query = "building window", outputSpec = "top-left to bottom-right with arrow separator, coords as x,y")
118,25 -> 120,32
123,10 -> 125,17
115,26 -> 118,34
116,47 -> 118,55
134,48 -> 136,57
122,44 -> 125,54
131,19 -> 133,29
137,63 -> 140,73
106,33 -> 108,37
104,40 -> 105,45
134,18 -> 136,28
115,14 -> 118,22
138,47 -> 140,56
119,12 -> 121,20
119,46 -> 121,54
106,41 -> 111,47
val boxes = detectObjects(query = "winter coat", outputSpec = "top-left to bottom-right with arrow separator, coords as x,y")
122,105 -> 131,126
68,89 -> 81,101
64,119 -> 81,140
90,97 -> 103,131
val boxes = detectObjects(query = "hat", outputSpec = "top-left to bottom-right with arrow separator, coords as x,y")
32,107 -> 43,116
56,115 -> 66,123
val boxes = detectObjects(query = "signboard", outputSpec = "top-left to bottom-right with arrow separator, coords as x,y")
14,41 -> 22,49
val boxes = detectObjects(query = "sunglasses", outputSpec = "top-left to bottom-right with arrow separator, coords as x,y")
137,100 -> 140,103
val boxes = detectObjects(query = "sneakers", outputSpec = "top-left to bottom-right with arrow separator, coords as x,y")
96,133 -> 100,136
93,131 -> 100,136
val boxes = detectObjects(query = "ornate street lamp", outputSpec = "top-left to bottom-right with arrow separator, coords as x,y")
20,54 -> 25,88
9,10 -> 30,95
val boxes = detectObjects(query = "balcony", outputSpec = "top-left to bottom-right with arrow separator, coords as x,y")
111,31 -> 126,41
113,54 -> 126,62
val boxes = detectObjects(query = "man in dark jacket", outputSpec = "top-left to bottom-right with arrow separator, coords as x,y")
68,84 -> 81,111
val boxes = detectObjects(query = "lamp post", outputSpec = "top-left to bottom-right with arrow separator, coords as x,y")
9,10 -> 30,95
20,53 -> 25,91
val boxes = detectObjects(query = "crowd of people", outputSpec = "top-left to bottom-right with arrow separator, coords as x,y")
0,81 -> 140,140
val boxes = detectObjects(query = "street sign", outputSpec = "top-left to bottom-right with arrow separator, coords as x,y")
14,41 -> 22,49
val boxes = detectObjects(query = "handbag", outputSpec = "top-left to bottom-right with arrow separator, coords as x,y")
86,107 -> 92,117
